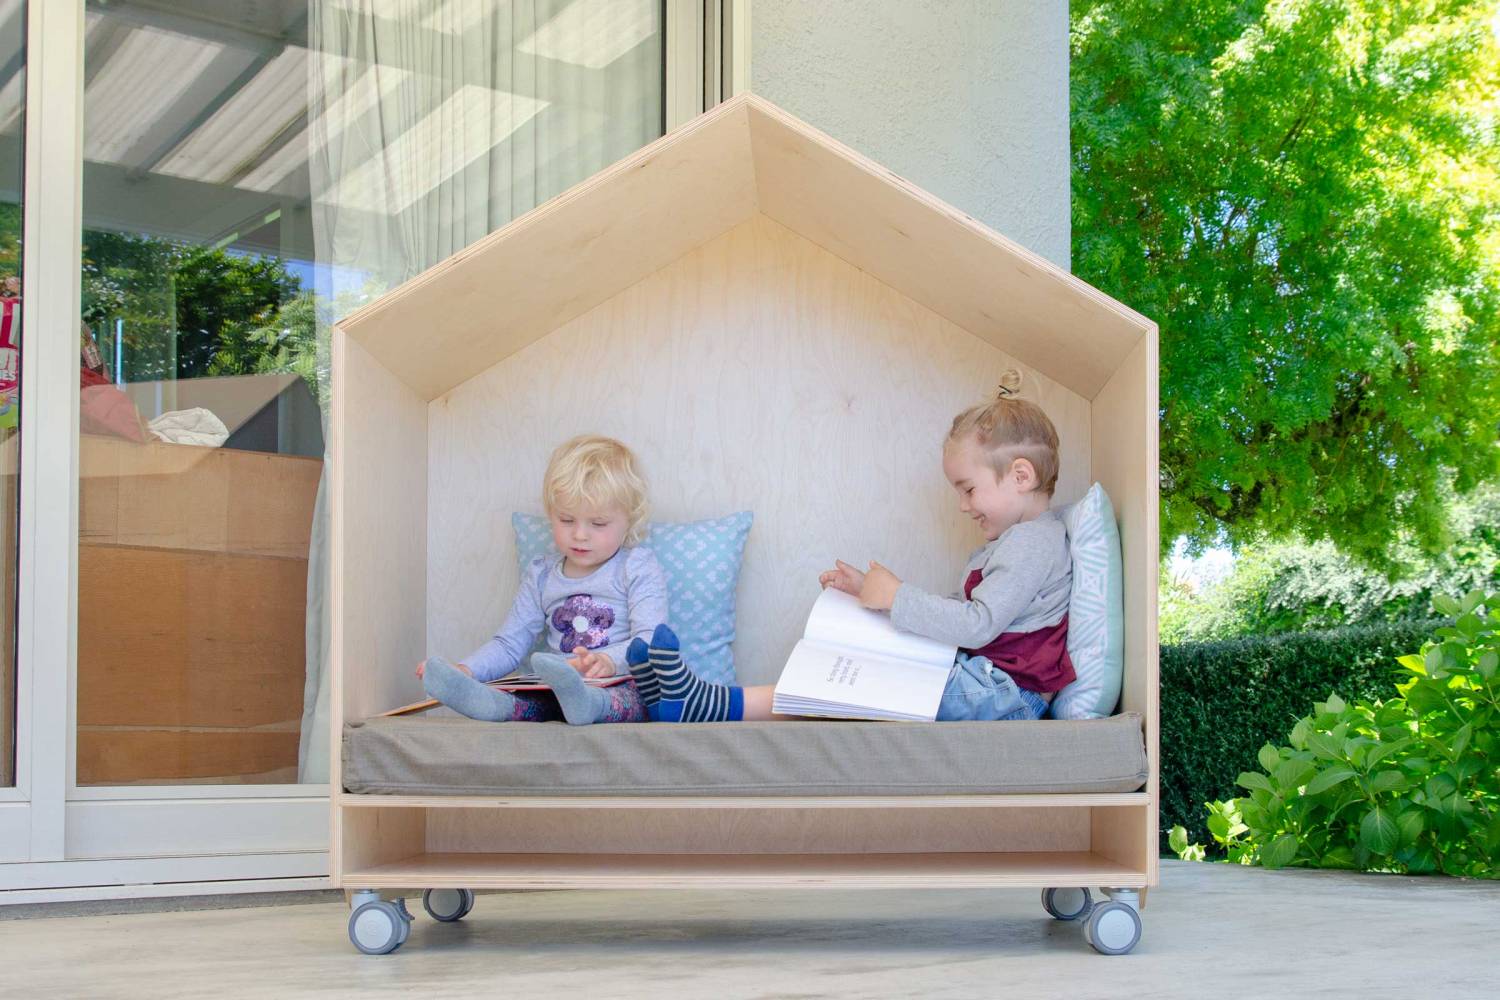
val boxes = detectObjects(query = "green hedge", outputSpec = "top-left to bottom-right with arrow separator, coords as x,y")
1159,619 -> 1441,852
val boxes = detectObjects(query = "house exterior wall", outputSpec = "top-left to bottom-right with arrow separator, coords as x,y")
752,0 -> 1071,268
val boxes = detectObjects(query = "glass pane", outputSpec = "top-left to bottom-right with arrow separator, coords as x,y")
0,0 -> 21,789
76,1 -> 665,785
77,3 -> 325,785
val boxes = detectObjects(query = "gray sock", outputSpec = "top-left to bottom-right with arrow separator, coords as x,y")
423,657 -> 518,722
531,653 -> 611,725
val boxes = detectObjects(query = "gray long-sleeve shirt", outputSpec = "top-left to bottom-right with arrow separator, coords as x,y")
890,509 -> 1072,649
462,545 -> 670,681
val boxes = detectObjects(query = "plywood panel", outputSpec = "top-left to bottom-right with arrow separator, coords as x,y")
76,545 -> 307,729
346,850 -> 1148,891
341,792 -> 1151,810
428,215 -> 1093,686
1091,804 -> 1157,886
1090,331 -> 1160,880
78,435 -> 321,558
336,94 -> 1151,403
338,806 -> 426,884
338,101 -> 759,402
427,805 -> 1089,854
330,332 -> 428,727
1090,334 -> 1159,729
746,99 -> 1147,399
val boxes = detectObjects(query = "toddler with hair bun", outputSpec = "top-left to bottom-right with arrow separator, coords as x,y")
616,369 -> 1075,723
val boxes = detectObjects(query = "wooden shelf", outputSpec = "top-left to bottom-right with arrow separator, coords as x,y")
337,792 -> 1150,810
344,851 -> 1148,891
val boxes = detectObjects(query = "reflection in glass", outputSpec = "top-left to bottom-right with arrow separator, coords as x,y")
76,1 -> 664,784
0,0 -> 23,789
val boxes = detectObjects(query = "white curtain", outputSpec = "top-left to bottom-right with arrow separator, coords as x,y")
297,0 -> 663,781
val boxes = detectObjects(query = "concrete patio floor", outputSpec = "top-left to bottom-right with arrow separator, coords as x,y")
2,860 -> 1496,999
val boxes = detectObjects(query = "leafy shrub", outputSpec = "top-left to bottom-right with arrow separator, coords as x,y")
1160,485 -> 1500,646
1159,619 -> 1438,850
1170,591 -> 1499,878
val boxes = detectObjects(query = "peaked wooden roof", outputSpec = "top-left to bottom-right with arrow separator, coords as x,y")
338,93 -> 1153,402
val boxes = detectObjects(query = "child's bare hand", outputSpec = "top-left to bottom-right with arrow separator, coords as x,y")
819,559 -> 866,595
415,659 -> 471,679
858,561 -> 902,611
568,649 -> 615,678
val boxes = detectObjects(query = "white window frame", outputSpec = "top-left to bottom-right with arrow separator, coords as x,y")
2,0 -> 727,897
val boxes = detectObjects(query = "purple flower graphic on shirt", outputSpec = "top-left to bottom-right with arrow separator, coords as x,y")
552,594 -> 615,652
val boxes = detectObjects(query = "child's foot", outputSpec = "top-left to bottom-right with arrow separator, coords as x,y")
423,657 -> 519,722
532,653 -> 614,725
625,637 -> 661,707
646,624 -> 744,722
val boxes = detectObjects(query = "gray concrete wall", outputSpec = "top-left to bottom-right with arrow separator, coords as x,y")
752,0 -> 1070,268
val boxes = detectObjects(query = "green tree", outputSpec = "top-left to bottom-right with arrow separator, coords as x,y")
81,231 -> 301,385
208,289 -> 328,409
1072,0 -> 1500,561
1162,483 -> 1500,644
172,245 -> 301,380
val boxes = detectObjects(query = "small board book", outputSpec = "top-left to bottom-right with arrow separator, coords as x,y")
381,672 -> 629,717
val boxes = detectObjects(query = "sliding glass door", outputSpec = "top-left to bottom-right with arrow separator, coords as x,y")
3,0 -> 687,893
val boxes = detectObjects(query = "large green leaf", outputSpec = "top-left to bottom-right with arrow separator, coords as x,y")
1274,759 -> 1318,790
1365,738 -> 1411,768
1396,810 -> 1425,847
1396,654 -> 1427,676
1237,771 -> 1274,794
1425,773 -> 1458,799
1260,834 -> 1300,870
1305,731 -> 1344,761
1360,807 -> 1400,856
1304,766 -> 1357,796
1258,743 -> 1281,773
1451,725 -> 1472,760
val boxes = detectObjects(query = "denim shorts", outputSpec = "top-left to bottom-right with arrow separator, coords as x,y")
934,652 -> 1049,721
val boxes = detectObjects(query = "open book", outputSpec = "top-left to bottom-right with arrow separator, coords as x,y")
381,672 -> 628,717
772,588 -> 957,721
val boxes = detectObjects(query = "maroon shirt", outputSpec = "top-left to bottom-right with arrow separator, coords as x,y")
959,569 -> 1076,694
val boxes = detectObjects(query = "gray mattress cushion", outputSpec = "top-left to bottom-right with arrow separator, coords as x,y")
342,714 -> 1148,796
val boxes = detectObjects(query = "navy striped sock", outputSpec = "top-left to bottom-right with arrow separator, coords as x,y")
646,624 -> 743,722
625,637 -> 661,707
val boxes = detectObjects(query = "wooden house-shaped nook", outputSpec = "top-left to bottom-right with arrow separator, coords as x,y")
330,94 -> 1159,956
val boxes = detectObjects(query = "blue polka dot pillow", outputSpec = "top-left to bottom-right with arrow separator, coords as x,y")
512,511 -> 752,685
1051,483 -> 1124,719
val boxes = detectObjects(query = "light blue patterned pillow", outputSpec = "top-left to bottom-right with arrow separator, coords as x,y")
512,511 -> 752,685
1051,483 -> 1125,719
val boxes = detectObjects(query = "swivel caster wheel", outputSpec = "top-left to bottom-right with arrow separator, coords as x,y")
423,888 -> 476,922
348,899 -> 407,955
391,897 -> 414,944
1041,887 -> 1093,921
1084,899 -> 1142,955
